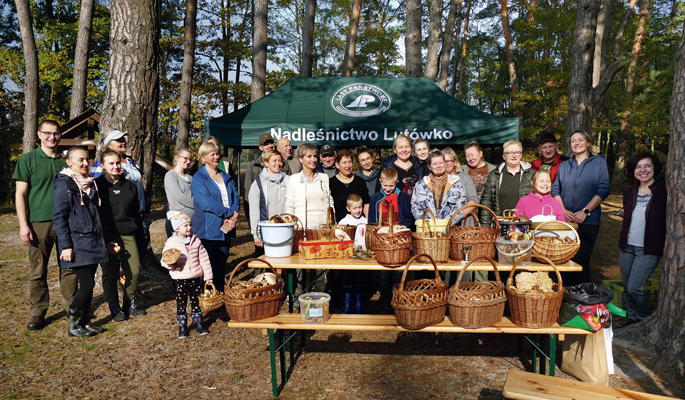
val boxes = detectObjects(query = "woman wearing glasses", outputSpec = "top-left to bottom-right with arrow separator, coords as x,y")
164,147 -> 194,237
552,130 -> 610,285
479,140 -> 534,226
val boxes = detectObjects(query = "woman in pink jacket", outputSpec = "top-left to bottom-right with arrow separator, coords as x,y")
161,211 -> 213,338
514,170 -> 565,221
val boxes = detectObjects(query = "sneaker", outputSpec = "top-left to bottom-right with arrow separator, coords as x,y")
128,300 -> 146,317
27,315 -> 45,330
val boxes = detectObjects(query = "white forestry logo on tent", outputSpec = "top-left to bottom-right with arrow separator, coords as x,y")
331,83 -> 392,117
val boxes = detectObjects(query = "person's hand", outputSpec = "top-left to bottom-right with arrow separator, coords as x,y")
19,225 -> 34,244
107,242 -> 120,255
563,209 -> 575,223
60,249 -> 74,262
254,238 -> 263,247
573,211 -> 587,224
230,212 -> 239,222
228,219 -> 237,231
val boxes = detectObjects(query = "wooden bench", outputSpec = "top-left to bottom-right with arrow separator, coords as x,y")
502,369 -> 676,400
229,314 -> 594,397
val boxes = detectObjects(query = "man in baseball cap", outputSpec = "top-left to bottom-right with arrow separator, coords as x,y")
531,131 -> 568,182
315,145 -> 337,178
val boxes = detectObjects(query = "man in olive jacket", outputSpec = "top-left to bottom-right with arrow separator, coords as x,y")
480,140 -> 534,226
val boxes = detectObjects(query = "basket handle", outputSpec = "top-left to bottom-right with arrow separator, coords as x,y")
541,204 -> 553,216
448,204 -> 499,229
278,213 -> 304,231
533,220 -> 579,242
397,253 -> 441,295
386,203 -> 396,236
455,256 -> 501,288
227,257 -> 279,287
203,280 -> 219,295
421,208 -> 437,238
505,254 -> 563,292
502,209 -> 522,218
326,207 -> 336,228
377,199 -> 388,225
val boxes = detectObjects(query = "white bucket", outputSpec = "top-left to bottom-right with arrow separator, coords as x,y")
257,221 -> 298,258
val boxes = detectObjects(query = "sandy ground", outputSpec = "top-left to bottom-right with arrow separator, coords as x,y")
0,198 -> 683,399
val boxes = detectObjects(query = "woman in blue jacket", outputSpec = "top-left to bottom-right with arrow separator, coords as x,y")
53,147 -> 110,337
552,131 -> 610,285
191,142 -> 240,292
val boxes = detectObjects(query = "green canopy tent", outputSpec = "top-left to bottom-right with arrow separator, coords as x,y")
204,77 -> 519,148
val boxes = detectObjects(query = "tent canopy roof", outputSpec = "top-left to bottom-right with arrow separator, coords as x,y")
205,77 -> 519,148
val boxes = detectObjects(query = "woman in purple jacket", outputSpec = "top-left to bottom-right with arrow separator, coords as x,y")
618,152 -> 666,325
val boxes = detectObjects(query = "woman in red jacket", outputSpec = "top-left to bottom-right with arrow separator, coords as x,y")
618,152 -> 667,325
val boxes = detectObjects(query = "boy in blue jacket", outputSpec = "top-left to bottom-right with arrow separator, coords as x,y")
368,168 -> 413,313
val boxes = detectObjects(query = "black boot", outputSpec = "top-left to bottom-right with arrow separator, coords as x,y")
128,299 -> 146,317
108,301 -> 127,321
176,314 -> 189,339
68,308 -> 93,337
81,305 -> 104,334
355,291 -> 364,314
191,312 -> 209,335
342,292 -> 354,314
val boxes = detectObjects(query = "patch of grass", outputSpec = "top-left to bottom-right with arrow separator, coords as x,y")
4,393 -> 20,399
231,373 -> 243,381
13,275 -> 23,281
105,344 -> 114,350
84,344 -> 95,351
46,366 -> 58,374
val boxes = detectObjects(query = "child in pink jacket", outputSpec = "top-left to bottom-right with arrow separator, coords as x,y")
162,211 -> 213,338
515,170 -> 565,221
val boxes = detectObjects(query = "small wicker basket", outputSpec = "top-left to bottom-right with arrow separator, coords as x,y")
532,220 -> 580,264
365,199 -> 389,251
224,258 -> 285,322
199,281 -> 225,313
391,254 -> 448,330
448,256 -> 506,328
411,209 -> 450,263
373,204 -> 412,268
505,254 -> 565,328
448,204 -> 500,260
305,207 -> 356,241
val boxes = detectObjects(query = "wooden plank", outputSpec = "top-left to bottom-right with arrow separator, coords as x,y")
228,314 -> 594,336
248,255 -> 582,272
502,370 -> 678,400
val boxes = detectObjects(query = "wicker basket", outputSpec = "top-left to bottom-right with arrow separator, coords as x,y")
448,204 -> 500,261
365,199 -> 389,251
448,256 -> 506,328
275,213 -> 304,254
373,204 -> 412,268
532,221 -> 580,264
305,207 -> 356,241
412,209 -> 450,263
500,209 -> 523,221
224,258 -> 285,322
505,254 -> 565,328
199,281 -> 225,313
391,254 -> 448,330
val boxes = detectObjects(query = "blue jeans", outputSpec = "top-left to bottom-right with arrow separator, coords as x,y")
619,245 -> 660,321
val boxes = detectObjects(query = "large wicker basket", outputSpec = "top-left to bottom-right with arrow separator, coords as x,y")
412,208 -> 450,263
365,199 -> 389,251
505,254 -> 565,328
198,281 -> 225,313
305,207 -> 356,241
448,256 -> 506,328
532,220 -> 580,264
391,254 -> 448,330
448,204 -> 500,261
225,258 -> 285,322
373,204 -> 412,268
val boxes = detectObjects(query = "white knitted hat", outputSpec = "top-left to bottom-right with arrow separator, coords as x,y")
167,211 -> 191,231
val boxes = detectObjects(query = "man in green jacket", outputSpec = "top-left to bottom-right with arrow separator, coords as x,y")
480,140 -> 534,226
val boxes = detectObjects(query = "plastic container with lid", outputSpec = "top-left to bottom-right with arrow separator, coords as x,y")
496,238 -> 534,266
298,292 -> 331,324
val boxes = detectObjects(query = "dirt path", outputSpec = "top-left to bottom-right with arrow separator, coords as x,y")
0,197 -> 683,399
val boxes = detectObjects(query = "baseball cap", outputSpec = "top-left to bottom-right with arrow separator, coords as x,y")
103,130 -> 128,145
538,132 -> 557,145
259,133 -> 274,146
320,145 -> 336,156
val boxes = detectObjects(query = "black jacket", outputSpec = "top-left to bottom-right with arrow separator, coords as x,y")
619,180 -> 667,256
96,175 -> 142,237
52,173 -> 109,268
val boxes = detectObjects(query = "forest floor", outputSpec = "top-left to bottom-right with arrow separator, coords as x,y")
1,194 -> 684,399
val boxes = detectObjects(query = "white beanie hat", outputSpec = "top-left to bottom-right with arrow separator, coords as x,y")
167,211 -> 191,231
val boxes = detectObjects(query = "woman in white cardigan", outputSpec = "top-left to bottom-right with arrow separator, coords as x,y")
285,143 -> 334,293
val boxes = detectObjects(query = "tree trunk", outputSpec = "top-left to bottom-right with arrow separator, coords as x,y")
458,0 -> 472,97
342,0 -> 362,77
301,0 -> 316,77
438,0 -> 461,90
70,0 -> 95,120
424,0 -> 443,81
251,0 -> 267,102
235,2 -> 251,109
100,0 -> 159,191
500,0 -> 520,116
611,0 -> 650,191
15,0 -> 39,153
221,0 -> 230,115
644,20 -> 685,378
449,2 -> 463,97
592,0 -> 616,88
405,0 -> 422,77
521,0 -> 537,61
177,0 -> 197,148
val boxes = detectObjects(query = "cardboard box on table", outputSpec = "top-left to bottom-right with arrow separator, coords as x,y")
298,240 -> 353,259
